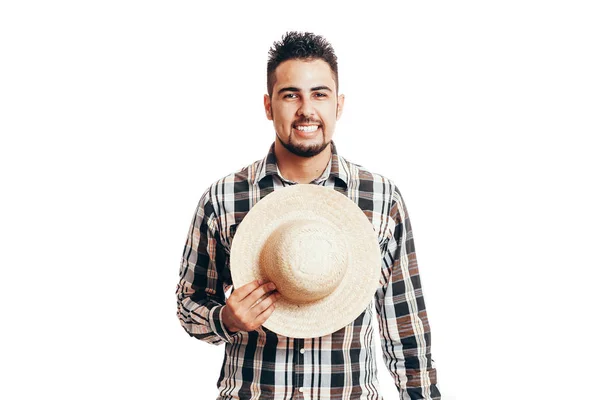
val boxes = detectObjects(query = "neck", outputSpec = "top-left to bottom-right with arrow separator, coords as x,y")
273,140 -> 332,184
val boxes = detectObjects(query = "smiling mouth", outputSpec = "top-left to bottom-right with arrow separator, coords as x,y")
293,124 -> 320,133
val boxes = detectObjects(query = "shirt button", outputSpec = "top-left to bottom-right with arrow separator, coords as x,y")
299,388 -> 304,393
300,348 -> 305,354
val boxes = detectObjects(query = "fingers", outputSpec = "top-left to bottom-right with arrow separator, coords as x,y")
232,280 -> 277,308
251,291 -> 281,315
224,283 -> 282,333
253,302 -> 276,327
231,279 -> 263,301
244,281 -> 277,308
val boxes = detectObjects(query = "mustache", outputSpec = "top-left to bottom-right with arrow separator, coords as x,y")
293,117 -> 322,126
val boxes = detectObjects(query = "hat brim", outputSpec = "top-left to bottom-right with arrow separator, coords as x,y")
230,184 -> 382,338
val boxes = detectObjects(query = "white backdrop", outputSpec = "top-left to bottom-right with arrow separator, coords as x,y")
1,1 -> 599,399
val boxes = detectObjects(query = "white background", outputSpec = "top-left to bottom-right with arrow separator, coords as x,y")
1,1 -> 599,399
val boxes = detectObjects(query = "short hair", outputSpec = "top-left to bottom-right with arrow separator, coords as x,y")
267,31 -> 339,97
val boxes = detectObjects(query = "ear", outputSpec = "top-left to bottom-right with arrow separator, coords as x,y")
336,94 -> 345,120
264,94 -> 273,121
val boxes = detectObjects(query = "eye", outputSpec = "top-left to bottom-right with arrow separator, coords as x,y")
314,92 -> 327,98
283,93 -> 298,99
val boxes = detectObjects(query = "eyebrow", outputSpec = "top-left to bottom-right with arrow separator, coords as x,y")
277,85 -> 333,95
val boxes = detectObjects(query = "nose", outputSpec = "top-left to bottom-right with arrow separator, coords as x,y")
296,98 -> 316,118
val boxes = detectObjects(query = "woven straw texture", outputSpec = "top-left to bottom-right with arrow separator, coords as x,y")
230,184 -> 381,338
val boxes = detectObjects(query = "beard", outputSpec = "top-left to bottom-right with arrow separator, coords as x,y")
276,131 -> 330,158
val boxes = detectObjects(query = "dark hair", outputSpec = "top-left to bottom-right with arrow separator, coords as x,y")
267,31 -> 339,97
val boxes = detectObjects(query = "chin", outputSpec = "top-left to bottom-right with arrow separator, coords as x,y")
279,135 -> 330,158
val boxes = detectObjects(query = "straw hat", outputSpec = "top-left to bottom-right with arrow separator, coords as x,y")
229,184 -> 381,338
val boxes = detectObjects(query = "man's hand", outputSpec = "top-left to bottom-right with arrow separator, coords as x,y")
222,280 -> 281,333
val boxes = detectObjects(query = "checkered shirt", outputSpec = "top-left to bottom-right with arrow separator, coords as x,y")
176,141 -> 440,399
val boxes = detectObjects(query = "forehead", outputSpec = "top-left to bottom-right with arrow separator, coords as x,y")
273,59 -> 336,91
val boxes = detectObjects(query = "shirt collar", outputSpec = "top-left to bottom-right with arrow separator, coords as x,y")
255,141 -> 349,187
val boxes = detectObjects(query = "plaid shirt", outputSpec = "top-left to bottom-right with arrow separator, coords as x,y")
176,142 -> 440,400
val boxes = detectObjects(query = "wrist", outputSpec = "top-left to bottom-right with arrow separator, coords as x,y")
222,305 -> 240,334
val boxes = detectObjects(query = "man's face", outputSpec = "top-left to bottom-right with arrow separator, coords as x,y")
264,59 -> 344,158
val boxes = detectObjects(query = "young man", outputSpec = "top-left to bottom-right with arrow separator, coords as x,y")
176,31 -> 441,400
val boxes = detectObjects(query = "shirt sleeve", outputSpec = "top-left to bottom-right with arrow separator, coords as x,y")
176,189 -> 238,345
375,187 -> 441,399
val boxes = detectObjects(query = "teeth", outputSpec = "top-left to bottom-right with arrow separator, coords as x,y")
295,125 -> 319,133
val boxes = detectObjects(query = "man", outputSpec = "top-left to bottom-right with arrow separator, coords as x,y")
176,31 -> 440,399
